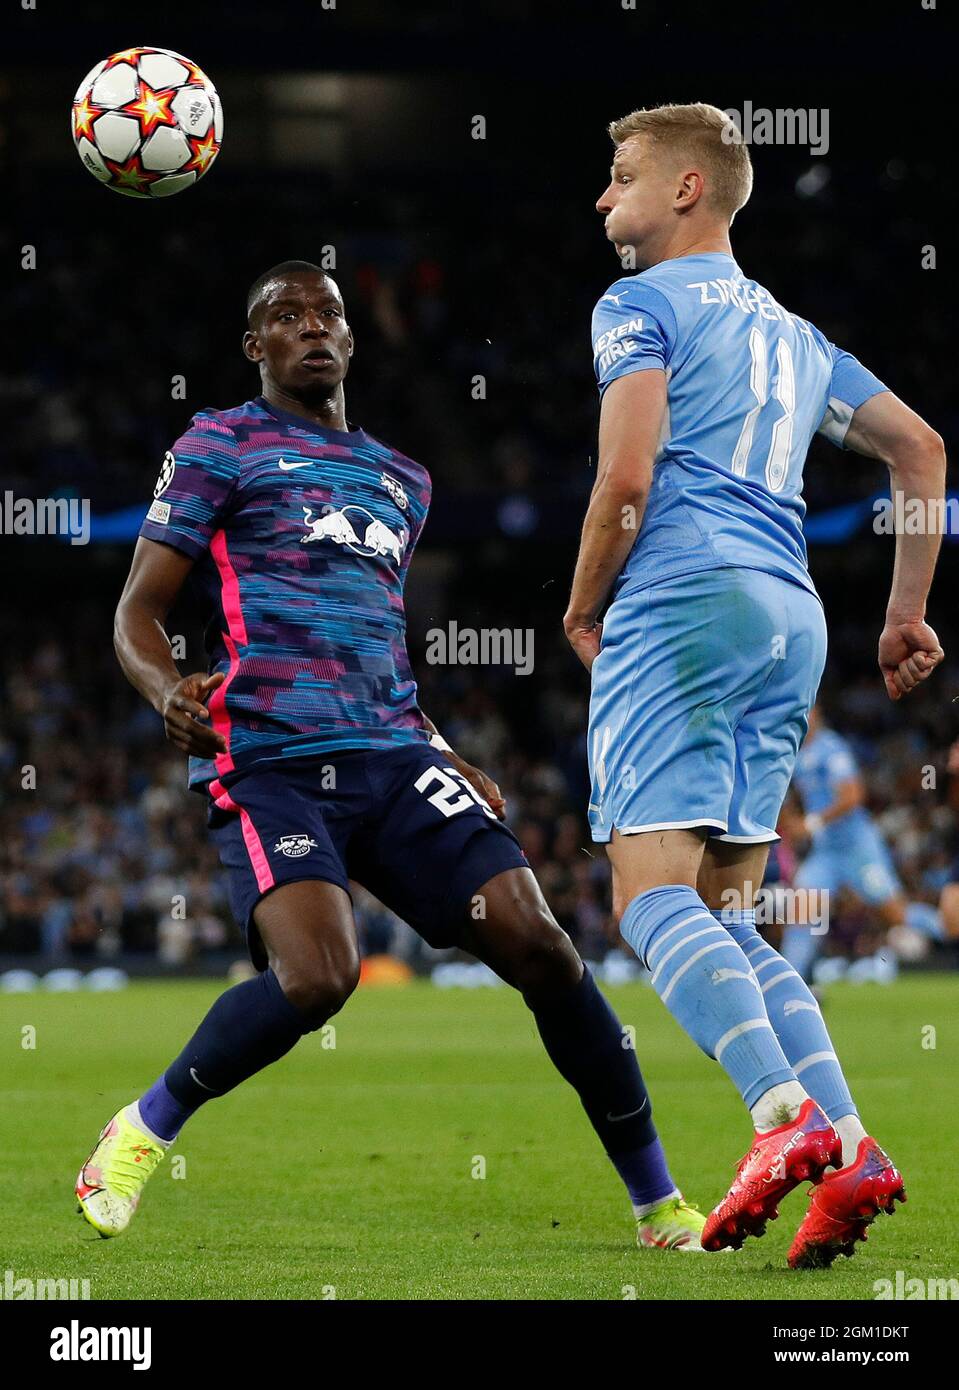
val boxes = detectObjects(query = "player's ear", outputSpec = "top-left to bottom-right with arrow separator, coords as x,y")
242,329 -> 263,363
346,327 -> 354,358
676,169 -> 705,211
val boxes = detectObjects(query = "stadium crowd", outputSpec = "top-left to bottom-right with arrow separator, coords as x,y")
1,606 -> 957,972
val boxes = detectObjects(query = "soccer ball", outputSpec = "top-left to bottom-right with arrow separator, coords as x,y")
71,47 -> 222,198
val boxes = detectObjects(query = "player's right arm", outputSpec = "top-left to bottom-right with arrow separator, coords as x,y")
841,390 -> 947,700
114,538 -> 227,758
565,276 -> 675,668
116,417 -> 240,757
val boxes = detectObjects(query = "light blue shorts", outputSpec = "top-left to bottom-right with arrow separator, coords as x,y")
587,567 -> 827,844
794,831 -> 901,906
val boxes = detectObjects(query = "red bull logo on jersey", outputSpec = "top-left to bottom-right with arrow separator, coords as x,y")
300,504 -> 407,564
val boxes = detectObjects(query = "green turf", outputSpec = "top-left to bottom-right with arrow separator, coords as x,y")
2,974 -> 955,1300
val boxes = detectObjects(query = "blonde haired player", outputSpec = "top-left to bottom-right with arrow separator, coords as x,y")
565,102 -> 946,1265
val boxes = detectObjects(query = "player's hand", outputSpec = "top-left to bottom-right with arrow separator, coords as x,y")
878,621 -> 944,701
160,671 -> 228,757
448,753 -> 506,821
564,613 -> 603,671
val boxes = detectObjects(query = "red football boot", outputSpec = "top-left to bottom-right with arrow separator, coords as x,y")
702,1098 -> 841,1252
788,1137 -> 906,1269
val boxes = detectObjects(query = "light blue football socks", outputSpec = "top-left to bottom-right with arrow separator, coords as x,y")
620,885 -> 798,1109
717,907 -> 857,1124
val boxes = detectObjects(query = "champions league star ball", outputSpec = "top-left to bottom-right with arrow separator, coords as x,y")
71,47 -> 222,198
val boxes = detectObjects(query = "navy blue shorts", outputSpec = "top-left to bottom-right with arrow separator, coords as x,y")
205,743 -> 527,963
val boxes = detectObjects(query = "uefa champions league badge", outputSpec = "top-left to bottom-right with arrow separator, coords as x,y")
154,451 -> 176,499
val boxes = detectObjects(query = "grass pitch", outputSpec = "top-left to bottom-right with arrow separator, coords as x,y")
2,974 -> 955,1300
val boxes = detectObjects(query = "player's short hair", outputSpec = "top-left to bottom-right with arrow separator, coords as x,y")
246,260 -> 330,326
608,102 -> 753,224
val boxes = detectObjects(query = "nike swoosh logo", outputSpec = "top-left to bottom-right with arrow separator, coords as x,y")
189,1067 -> 218,1093
277,458 -> 314,471
607,1099 -> 649,1123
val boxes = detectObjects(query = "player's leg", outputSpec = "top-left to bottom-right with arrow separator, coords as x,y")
76,880 -> 358,1238
699,839 -> 905,1265
940,880 -> 959,939
610,828 -> 810,1130
137,879 -> 359,1141
611,825 -> 842,1252
457,865 -> 702,1249
780,849 -> 837,983
594,573 -> 815,1131
704,583 -> 904,1263
77,769 -> 359,1237
598,571 -> 847,1250
847,843 -> 906,981
699,838 -> 862,1159
357,744 -> 703,1250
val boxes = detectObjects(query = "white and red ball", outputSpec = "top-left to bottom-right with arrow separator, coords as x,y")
72,47 -> 222,198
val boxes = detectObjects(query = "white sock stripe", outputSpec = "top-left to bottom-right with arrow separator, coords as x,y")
715,913 -> 757,928
761,970 -> 797,993
743,943 -> 772,959
645,911 -> 718,967
794,1051 -> 838,1075
714,1017 -> 774,1062
650,926 -> 731,988
752,955 -> 785,975
660,941 -> 734,1005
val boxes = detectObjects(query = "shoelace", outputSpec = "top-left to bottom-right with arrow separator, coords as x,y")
645,1199 -> 703,1248
103,1141 -> 164,1198
644,1197 -> 701,1224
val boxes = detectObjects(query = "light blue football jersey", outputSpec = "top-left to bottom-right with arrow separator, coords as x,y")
793,727 -> 875,852
591,252 -> 888,600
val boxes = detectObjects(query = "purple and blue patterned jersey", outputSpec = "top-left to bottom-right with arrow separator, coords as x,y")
139,395 -> 432,788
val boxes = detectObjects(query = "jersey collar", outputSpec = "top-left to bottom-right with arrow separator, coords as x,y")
255,395 -> 367,444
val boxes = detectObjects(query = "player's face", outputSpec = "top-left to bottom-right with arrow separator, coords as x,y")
243,274 -> 353,396
596,138 -> 680,268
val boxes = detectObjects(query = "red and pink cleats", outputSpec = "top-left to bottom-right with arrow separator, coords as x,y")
702,1098 -> 841,1252
788,1137 -> 906,1269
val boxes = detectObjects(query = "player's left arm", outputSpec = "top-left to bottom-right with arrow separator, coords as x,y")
564,369 -> 667,669
842,391 -> 947,700
419,711 -> 506,820
820,357 -> 947,700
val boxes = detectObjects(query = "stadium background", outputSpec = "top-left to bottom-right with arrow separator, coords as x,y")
3,0 -> 957,979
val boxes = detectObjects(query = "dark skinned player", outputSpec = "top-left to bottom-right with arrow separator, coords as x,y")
75,261 -> 706,1253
